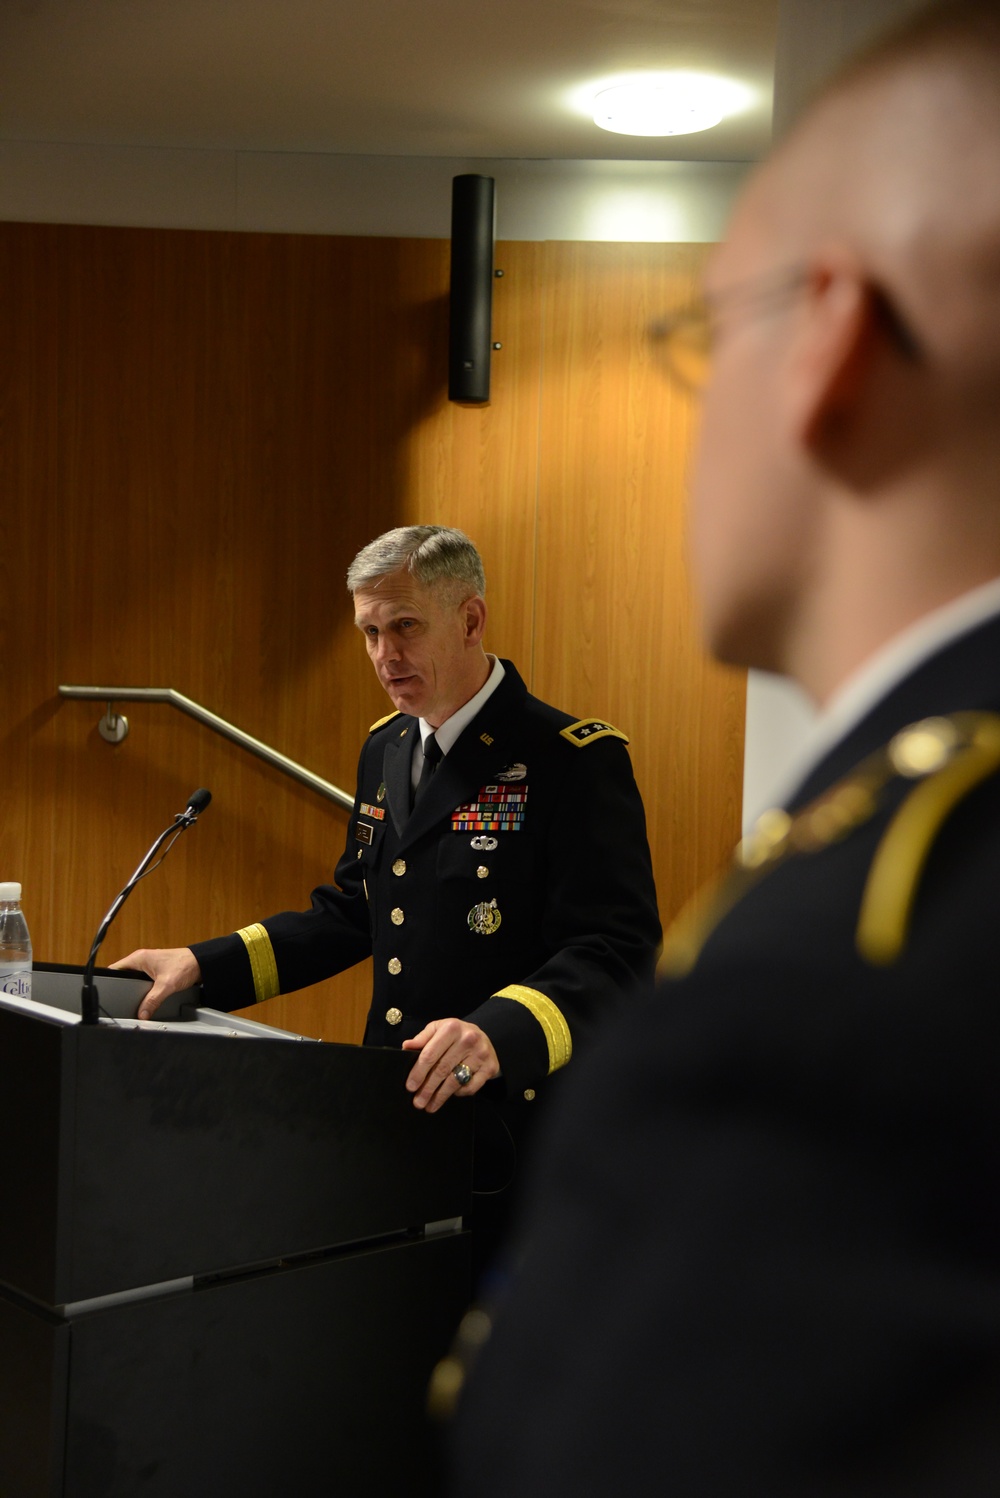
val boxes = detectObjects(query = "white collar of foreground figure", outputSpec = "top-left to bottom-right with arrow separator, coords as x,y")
772,574 -> 1000,805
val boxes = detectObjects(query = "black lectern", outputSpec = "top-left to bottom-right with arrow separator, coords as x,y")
0,967 -> 473,1498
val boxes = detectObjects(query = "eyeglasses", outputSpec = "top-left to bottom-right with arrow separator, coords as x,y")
649,264 -> 812,393
649,263 -> 921,393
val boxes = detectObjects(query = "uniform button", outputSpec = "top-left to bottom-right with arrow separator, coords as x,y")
386,1007 -> 403,1026
388,957 -> 402,975
356,848 -> 363,859
391,907 -> 404,925
477,866 -> 489,879
524,1089 -> 536,1101
392,858 -> 407,876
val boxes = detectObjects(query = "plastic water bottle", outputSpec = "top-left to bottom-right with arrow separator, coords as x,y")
0,882 -> 32,1001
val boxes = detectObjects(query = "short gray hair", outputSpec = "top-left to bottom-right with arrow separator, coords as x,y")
346,525 -> 486,598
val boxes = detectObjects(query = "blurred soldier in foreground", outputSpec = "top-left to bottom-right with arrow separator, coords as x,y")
449,3 -> 1000,1492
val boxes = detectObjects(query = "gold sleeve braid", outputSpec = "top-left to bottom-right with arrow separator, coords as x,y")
235,923 -> 281,1004
493,984 -> 572,1073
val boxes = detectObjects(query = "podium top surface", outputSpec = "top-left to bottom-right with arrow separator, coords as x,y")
8,962 -> 308,1040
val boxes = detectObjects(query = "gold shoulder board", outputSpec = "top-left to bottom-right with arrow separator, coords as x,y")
560,718 -> 629,748
369,710 -> 402,733
856,711 -> 1000,965
661,711 -> 1000,980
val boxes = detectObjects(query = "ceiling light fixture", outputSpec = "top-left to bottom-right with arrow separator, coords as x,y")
592,73 -> 750,137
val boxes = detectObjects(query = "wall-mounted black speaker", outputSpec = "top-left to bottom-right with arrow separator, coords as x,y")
448,174 -> 496,405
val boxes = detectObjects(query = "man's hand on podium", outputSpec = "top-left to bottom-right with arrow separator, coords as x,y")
402,1017 -> 500,1113
109,947 -> 203,1019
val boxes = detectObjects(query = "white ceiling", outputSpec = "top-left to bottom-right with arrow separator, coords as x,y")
0,0 -> 778,162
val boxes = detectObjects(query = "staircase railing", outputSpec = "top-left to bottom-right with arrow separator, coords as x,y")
58,684 -> 354,811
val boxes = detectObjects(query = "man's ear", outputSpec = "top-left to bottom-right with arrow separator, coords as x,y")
785,256 -> 882,450
462,595 -> 488,645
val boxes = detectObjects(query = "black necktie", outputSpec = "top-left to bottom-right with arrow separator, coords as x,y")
412,733 -> 443,810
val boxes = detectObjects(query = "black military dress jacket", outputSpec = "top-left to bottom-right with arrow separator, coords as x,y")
191,661 -> 660,1103
451,612 -> 1000,1497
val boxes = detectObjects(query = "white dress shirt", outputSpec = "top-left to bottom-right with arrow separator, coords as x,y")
410,655 -> 506,791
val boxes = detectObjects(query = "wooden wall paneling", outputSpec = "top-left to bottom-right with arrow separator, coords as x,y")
533,242 -> 746,926
3,222 -> 742,1050
1,225 -> 66,953
394,240 -> 544,669
2,225 -> 548,1042
1,224 -> 520,1043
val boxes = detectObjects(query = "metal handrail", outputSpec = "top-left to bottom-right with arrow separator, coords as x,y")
58,685 -> 354,811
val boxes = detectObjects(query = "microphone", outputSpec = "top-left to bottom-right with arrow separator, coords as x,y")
181,787 -> 212,823
80,789 -> 212,1026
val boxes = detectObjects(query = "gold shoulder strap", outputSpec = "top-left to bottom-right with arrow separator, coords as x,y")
369,710 -> 401,733
856,712 -> 1000,964
660,712 -> 1000,978
559,718 -> 629,748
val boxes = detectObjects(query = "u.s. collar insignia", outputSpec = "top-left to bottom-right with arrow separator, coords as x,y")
471,835 -> 498,851
468,898 -> 502,936
495,762 -> 527,782
376,782 -> 386,802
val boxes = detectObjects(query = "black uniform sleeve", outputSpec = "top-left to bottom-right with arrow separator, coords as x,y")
191,742 -> 376,1009
469,735 -> 661,1095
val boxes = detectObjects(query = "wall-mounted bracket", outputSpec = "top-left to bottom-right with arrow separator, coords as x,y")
98,705 -> 129,744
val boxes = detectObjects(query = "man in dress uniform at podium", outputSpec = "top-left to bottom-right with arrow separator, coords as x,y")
116,524 -> 660,1267
448,2 -> 1000,1491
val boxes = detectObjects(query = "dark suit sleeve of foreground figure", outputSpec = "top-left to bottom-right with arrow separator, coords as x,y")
450,633 -> 1000,1497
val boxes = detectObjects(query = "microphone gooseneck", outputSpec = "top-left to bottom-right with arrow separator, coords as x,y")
80,790 -> 212,1026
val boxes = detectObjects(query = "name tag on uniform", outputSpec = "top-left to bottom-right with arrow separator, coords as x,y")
355,823 -> 374,845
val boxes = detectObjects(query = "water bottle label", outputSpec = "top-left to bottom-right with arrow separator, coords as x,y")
0,969 -> 32,999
